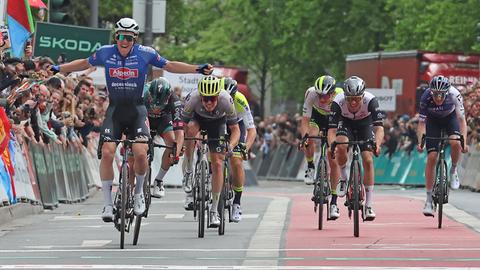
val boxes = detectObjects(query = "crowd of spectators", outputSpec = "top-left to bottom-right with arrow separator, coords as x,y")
0,45 -> 107,153
254,81 -> 480,160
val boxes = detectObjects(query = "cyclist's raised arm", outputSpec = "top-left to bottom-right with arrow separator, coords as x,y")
55,58 -> 91,73
164,61 -> 213,75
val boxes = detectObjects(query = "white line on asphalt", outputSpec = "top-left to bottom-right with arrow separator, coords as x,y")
243,196 -> 290,267
81,240 -> 112,247
164,214 -> 184,219
52,213 -> 259,221
10,247 -> 480,253
0,265 -> 476,269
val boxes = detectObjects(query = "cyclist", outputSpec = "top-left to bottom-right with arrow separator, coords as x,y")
300,75 -> 342,219
50,18 -> 213,222
144,77 -> 184,198
221,76 -> 257,223
182,75 -> 240,228
416,75 -> 468,216
327,76 -> 384,221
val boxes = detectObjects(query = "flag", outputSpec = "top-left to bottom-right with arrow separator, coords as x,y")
7,0 -> 35,58
0,107 -> 11,154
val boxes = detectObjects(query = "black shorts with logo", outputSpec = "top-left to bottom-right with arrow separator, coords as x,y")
101,100 -> 150,140
149,114 -> 173,136
425,111 -> 460,153
336,117 -> 375,152
192,113 -> 227,153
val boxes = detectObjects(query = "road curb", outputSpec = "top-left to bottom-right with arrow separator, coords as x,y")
0,203 -> 44,226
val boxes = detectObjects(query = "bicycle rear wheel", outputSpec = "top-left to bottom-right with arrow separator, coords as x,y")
198,160 -> 207,238
351,161 -> 361,237
437,160 -> 447,229
317,158 -> 328,230
133,167 -> 151,245
120,163 -> 128,249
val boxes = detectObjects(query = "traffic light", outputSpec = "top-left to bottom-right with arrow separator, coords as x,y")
50,0 -> 70,24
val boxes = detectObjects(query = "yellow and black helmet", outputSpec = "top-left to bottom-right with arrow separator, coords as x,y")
198,75 -> 221,96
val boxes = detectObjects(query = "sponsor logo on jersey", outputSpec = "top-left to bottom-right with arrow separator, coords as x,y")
109,67 -> 139,80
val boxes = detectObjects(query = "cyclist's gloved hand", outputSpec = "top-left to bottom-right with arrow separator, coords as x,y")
196,63 -> 213,75
173,155 -> 180,165
49,65 -> 60,75
238,143 -> 248,160
298,133 -> 309,150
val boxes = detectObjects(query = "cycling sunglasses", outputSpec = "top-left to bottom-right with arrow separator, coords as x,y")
345,95 -> 363,103
116,34 -> 135,42
431,91 -> 447,99
201,96 -> 218,103
317,93 -> 332,100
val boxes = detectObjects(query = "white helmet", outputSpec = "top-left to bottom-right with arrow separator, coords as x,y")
115,18 -> 140,35
344,76 -> 366,96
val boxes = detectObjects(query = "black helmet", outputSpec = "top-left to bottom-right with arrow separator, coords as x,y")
148,77 -> 172,98
429,75 -> 450,93
344,76 -> 366,96
222,76 -> 238,96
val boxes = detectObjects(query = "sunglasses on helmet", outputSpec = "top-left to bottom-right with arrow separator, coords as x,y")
345,95 -> 363,103
201,96 -> 218,103
116,34 -> 135,42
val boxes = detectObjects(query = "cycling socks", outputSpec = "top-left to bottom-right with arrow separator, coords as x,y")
155,167 -> 168,182
450,164 -> 457,174
135,173 -> 146,194
365,185 -> 374,207
211,192 -> 220,213
426,189 -> 433,203
102,180 -> 113,206
233,186 -> 243,205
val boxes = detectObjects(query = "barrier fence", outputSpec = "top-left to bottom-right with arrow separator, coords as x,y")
252,142 -> 479,191
0,134 -> 101,210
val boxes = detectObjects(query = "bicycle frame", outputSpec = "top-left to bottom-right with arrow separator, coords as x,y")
331,138 -> 375,237
421,131 -> 464,229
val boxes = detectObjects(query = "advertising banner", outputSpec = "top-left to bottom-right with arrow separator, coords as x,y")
34,22 -> 111,61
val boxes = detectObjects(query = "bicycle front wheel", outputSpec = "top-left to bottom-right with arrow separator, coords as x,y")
198,160 -> 207,238
218,164 -> 228,235
437,160 -> 447,229
317,158 -> 328,230
351,160 -> 361,237
120,163 -> 128,249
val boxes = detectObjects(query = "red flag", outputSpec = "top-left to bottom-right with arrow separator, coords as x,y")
0,107 -> 11,154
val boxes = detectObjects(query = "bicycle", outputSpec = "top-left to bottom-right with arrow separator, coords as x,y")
132,134 -> 176,245
331,138 -> 376,237
98,136 -> 149,249
185,130 -> 225,238
420,131 -> 464,229
300,132 -> 332,230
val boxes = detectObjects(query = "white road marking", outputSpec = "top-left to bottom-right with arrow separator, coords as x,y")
52,213 -> 258,221
0,265 -> 476,269
164,214 -> 184,219
10,247 -> 480,253
81,240 -> 111,247
243,196 -> 290,267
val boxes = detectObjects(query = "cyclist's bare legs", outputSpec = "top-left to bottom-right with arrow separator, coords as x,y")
449,135 -> 462,170
100,142 -> 117,206
132,141 -> 148,194
230,156 -> 244,194
305,125 -> 319,163
361,151 -> 375,208
425,152 -> 437,190
327,151 -> 339,194
151,131 -> 176,198
184,121 -> 200,174
99,141 -> 117,221
210,152 -> 225,213
334,135 -> 349,172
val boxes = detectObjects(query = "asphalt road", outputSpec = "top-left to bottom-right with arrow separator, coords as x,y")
0,180 -> 480,269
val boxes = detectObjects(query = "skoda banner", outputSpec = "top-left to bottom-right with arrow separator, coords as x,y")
34,22 -> 111,61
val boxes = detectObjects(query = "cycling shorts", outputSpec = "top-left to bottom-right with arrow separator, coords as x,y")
425,111 -> 460,153
101,101 -> 150,140
192,113 -> 227,154
149,114 -> 173,136
227,120 -> 246,158
309,109 -> 330,133
336,119 -> 375,152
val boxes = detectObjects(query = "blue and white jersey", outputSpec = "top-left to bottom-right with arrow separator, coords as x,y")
419,86 -> 465,121
88,44 -> 168,101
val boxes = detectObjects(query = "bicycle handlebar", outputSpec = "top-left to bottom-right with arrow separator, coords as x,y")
299,134 -> 328,149
420,134 -> 465,151
330,139 -> 378,159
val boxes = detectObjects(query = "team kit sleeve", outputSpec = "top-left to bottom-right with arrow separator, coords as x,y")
302,89 -> 313,117
170,93 -> 185,130
418,91 -> 429,122
451,87 -> 466,119
87,45 -> 109,66
328,102 -> 342,128
226,95 -> 239,125
181,94 -> 194,123
148,47 -> 168,68
368,97 -> 384,126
